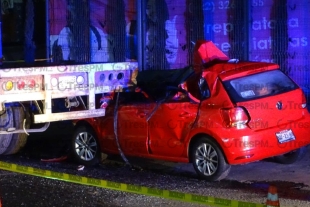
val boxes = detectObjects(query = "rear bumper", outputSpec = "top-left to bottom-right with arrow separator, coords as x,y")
219,115 -> 310,165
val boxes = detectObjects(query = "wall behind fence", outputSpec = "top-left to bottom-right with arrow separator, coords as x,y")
202,0 -> 310,99
49,0 -> 310,100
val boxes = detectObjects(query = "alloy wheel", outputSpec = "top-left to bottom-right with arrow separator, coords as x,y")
74,131 -> 98,161
195,143 -> 219,176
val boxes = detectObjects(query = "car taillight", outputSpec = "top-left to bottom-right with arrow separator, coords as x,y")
221,107 -> 249,129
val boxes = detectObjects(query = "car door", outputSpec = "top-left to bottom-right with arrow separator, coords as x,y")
96,102 -> 117,153
115,92 -> 155,155
148,91 -> 199,157
98,92 -> 155,155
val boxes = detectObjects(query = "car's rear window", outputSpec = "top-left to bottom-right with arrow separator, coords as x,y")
222,70 -> 299,102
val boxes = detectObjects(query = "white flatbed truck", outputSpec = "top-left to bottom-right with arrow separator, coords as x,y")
0,61 -> 137,155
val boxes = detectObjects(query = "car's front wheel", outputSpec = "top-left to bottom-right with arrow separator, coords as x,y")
71,125 -> 100,166
190,137 -> 231,181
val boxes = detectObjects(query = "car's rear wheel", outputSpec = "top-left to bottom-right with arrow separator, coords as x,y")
273,147 -> 307,164
190,137 -> 230,181
71,125 -> 100,166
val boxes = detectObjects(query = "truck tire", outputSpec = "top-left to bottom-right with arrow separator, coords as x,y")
0,107 -> 14,154
4,107 -> 30,155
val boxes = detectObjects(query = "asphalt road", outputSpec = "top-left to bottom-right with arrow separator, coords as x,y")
0,122 -> 310,206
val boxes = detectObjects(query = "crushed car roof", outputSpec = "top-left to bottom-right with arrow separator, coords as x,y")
136,66 -> 194,100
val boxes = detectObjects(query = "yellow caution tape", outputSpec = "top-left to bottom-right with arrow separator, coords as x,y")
0,161 -> 266,207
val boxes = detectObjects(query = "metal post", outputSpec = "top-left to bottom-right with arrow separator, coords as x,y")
244,0 -> 250,60
137,0 -> 146,71
45,0 -> 50,62
0,1 -> 3,65
24,0 -> 35,63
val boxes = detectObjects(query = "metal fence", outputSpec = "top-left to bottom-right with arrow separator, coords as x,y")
2,0 -> 310,103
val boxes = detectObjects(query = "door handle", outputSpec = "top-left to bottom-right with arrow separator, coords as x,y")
179,112 -> 190,118
137,112 -> 147,118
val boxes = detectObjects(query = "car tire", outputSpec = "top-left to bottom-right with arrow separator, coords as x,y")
4,107 -> 30,155
273,147 -> 308,164
190,137 -> 231,181
71,125 -> 101,166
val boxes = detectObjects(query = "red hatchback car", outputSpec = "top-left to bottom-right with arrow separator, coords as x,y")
71,41 -> 310,181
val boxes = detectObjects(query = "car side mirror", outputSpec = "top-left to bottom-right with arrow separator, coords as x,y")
198,77 -> 210,100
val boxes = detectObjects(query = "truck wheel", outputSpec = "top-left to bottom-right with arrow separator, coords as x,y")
4,107 -> 30,155
190,137 -> 231,181
273,147 -> 307,164
71,125 -> 100,166
0,107 -> 14,154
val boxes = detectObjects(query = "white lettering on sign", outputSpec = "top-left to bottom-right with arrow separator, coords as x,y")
214,42 -> 231,52
289,37 -> 308,47
205,23 -> 233,35
252,17 -> 299,30
252,37 -> 308,50
252,37 -> 273,50
252,0 -> 264,7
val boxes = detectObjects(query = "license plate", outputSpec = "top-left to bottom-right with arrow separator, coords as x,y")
59,76 -> 76,89
276,129 -> 295,143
